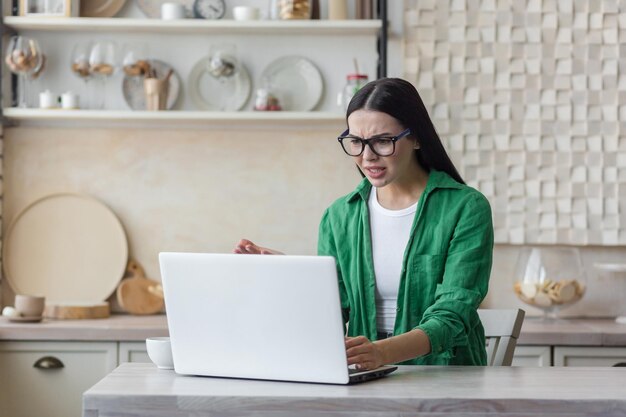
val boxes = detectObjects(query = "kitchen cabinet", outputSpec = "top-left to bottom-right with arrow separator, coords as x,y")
118,341 -> 150,364
511,345 -> 552,367
0,340 -> 152,417
553,346 -> 626,367
514,346 -> 626,367
0,341 -> 117,417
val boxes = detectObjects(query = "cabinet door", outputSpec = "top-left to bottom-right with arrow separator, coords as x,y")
512,345 -> 552,367
0,341 -> 117,417
119,341 -> 150,363
554,346 -> 626,366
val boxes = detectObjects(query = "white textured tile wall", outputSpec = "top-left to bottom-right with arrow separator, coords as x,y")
404,0 -> 626,245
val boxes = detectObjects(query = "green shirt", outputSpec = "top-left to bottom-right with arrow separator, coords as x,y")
317,170 -> 493,366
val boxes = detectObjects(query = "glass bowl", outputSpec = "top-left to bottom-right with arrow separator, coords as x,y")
513,247 -> 586,319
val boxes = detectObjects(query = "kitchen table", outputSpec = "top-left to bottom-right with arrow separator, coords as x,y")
83,363 -> 626,417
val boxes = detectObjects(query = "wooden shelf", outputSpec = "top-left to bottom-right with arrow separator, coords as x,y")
1,108 -> 346,128
3,17 -> 382,36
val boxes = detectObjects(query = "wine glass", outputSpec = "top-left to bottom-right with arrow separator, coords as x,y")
122,42 -> 150,77
4,35 -> 43,108
89,40 -> 117,109
513,247 -> 587,320
70,40 -> 93,108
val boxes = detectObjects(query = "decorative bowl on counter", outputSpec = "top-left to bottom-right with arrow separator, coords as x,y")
513,247 -> 586,319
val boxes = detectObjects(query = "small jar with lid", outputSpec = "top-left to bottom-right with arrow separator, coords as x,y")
270,0 -> 311,20
338,73 -> 369,110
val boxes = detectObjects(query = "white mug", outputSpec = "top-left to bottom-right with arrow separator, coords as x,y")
61,92 -> 79,109
233,6 -> 260,21
39,90 -> 56,109
161,3 -> 186,20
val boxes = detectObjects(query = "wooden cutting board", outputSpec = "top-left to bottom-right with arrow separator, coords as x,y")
44,302 -> 110,319
2,193 -> 128,304
116,260 -> 164,315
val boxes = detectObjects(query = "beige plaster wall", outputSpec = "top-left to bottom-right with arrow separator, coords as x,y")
0,126 -> 359,307
2,126 -> 626,318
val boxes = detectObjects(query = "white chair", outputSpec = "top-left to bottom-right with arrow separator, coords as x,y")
478,308 -> 525,366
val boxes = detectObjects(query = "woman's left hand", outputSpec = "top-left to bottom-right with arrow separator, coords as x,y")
345,336 -> 385,370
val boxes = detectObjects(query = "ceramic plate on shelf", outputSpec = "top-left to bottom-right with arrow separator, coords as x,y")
136,0 -> 194,18
188,56 -> 251,111
2,193 -> 128,304
80,0 -> 127,17
259,56 -> 324,111
122,60 -> 181,111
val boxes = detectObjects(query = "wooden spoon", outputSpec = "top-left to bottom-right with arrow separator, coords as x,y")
116,260 -> 164,315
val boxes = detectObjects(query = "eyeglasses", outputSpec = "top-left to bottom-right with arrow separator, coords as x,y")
337,128 -> 412,157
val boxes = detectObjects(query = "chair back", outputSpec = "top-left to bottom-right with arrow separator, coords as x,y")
478,308 -> 525,366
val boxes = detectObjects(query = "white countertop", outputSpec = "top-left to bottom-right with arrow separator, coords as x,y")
0,314 -> 168,341
2,314 -> 626,346
83,363 -> 626,417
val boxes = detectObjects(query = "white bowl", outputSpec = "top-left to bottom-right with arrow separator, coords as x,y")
146,337 -> 174,369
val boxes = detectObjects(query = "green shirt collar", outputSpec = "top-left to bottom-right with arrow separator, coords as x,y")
346,170 -> 463,203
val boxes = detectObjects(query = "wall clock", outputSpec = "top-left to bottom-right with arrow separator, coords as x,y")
193,0 -> 225,19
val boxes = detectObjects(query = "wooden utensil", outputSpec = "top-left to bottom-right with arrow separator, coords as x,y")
116,260 -> 164,315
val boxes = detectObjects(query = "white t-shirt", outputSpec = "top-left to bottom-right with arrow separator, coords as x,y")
368,187 -> 418,333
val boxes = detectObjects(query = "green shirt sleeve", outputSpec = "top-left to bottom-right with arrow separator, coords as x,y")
317,208 -> 350,326
417,192 -> 494,359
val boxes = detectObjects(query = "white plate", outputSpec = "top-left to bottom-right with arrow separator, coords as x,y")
259,56 -> 323,111
136,0 -> 194,18
188,56 -> 251,111
2,194 -> 128,304
122,60 -> 180,111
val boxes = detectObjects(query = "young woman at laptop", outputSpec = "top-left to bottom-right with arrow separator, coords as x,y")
234,78 -> 493,370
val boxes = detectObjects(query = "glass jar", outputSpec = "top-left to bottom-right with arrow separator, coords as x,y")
513,247 -> 587,320
270,0 -> 311,20
338,73 -> 369,110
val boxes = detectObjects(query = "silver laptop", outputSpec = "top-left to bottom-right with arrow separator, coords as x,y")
159,252 -> 397,384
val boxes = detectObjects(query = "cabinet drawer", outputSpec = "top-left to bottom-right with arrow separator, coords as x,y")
554,346 -> 626,367
119,341 -> 150,363
0,341 -> 117,417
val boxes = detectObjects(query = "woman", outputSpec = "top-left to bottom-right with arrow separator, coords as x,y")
235,78 -> 493,368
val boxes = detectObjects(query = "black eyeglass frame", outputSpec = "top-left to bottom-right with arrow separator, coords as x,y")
337,128 -> 412,157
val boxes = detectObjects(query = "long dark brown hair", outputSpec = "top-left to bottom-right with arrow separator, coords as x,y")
347,77 -> 464,184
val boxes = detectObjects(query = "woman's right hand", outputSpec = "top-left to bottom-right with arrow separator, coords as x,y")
233,239 -> 284,255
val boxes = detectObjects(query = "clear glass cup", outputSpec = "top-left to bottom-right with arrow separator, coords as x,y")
5,36 -> 43,108
513,247 -> 587,320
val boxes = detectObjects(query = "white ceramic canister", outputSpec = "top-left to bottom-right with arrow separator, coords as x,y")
161,2 -> 186,20
61,91 -> 79,109
39,90 -> 56,109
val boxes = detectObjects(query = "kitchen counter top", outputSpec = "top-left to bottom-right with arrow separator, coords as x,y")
1,314 -> 626,345
83,363 -> 626,417
0,314 -> 168,341
518,317 -> 626,346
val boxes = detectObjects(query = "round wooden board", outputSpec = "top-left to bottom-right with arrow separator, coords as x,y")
3,194 -> 128,303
